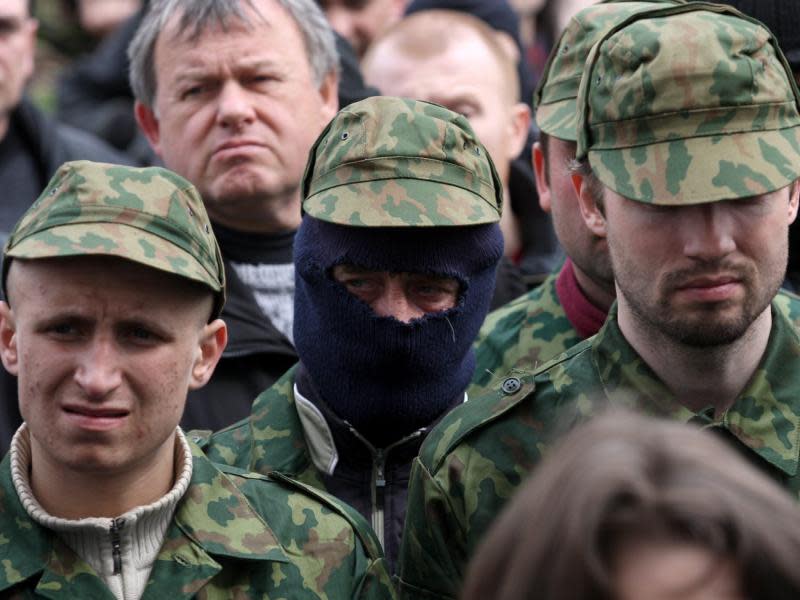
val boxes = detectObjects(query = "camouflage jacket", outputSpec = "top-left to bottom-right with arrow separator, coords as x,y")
468,269 -> 581,397
399,299 -> 800,600
0,439 -> 395,599
198,366 -> 446,574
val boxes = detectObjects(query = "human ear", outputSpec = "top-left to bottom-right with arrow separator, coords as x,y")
533,142 -> 551,213
0,303 -> 19,376
573,173 -> 607,238
188,319 -> 227,390
135,101 -> 164,157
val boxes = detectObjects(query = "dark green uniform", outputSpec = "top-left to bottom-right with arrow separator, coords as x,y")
399,301 -> 800,599
0,441 -> 394,599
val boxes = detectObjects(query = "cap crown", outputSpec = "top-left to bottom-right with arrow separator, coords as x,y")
5,161 -> 225,312
576,3 -> 800,204
302,96 -> 503,227
534,0 -> 684,141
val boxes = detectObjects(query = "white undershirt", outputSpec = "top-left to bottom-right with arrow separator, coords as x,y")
10,426 -> 193,600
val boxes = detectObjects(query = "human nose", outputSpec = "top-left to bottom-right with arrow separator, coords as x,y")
682,203 -> 736,261
73,336 -> 123,399
371,279 -> 423,323
216,81 -> 255,130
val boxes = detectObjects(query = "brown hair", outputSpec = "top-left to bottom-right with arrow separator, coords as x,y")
461,411 -> 800,600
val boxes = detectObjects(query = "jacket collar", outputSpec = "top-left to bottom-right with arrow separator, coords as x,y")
0,439 -> 289,597
592,300 -> 800,477
294,362 -> 464,473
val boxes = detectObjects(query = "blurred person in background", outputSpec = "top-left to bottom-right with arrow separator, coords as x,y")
129,0 -> 339,431
402,0 -> 562,284
362,10 -> 530,308
316,0 -> 407,60
462,412 -> 800,600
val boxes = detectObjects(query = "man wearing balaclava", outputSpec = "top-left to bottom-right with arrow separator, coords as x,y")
199,96 -> 505,573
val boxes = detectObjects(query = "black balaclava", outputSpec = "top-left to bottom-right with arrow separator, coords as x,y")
293,216 -> 503,447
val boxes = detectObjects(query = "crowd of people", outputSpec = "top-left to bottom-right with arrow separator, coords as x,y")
1,0 -> 800,598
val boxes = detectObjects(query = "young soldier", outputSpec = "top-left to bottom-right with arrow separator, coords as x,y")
0,161 -> 393,599
469,0 -> 800,395
399,4 -> 800,599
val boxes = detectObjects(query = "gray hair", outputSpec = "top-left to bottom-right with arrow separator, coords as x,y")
128,0 -> 339,108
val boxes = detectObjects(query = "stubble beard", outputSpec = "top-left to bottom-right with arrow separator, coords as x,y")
613,255 -> 784,349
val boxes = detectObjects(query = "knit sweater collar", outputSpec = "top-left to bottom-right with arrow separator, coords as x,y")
10,425 -> 193,600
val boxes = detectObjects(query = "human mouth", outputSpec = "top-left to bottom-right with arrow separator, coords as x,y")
212,140 -> 265,160
62,405 -> 130,431
673,275 -> 743,303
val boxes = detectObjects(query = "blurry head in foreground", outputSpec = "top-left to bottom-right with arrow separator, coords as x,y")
462,411 -> 800,600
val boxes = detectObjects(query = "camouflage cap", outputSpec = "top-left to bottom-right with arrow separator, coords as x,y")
534,0 -> 684,141
301,96 -> 502,226
3,161 -> 226,316
576,2 -> 800,205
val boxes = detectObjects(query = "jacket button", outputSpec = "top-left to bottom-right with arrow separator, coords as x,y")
501,377 -> 521,394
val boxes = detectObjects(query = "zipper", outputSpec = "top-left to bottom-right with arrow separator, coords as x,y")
348,427 -> 424,549
110,518 -> 125,575
372,449 -> 386,546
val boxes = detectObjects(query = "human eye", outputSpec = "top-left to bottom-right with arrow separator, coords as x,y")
38,318 -> 87,341
119,323 -> 164,346
179,80 -> 214,101
410,276 -> 460,308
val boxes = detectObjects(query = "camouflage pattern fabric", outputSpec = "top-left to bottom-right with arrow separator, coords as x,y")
470,272 -> 800,399
0,440 -> 394,599
398,301 -> 800,600
575,3 -> 800,204
468,271 -> 581,397
302,96 -> 503,227
3,160 -> 225,316
534,0 -> 684,141
196,366 -> 329,490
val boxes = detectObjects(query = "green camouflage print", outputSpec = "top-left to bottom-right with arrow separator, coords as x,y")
534,0 -> 684,141
575,3 -> 800,204
0,439 -> 394,599
398,301 -> 800,600
302,96 -> 503,227
3,160 -> 225,316
195,367 -> 327,490
468,271 -> 581,396
470,271 -> 800,399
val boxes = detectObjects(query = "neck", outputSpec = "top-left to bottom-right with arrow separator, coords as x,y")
208,189 -> 301,234
28,432 -> 177,519
572,262 -> 616,311
617,300 -> 772,417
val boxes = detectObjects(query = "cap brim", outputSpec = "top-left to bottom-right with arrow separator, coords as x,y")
536,98 -> 579,141
5,222 -> 223,293
303,179 -> 500,226
588,126 -> 800,204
